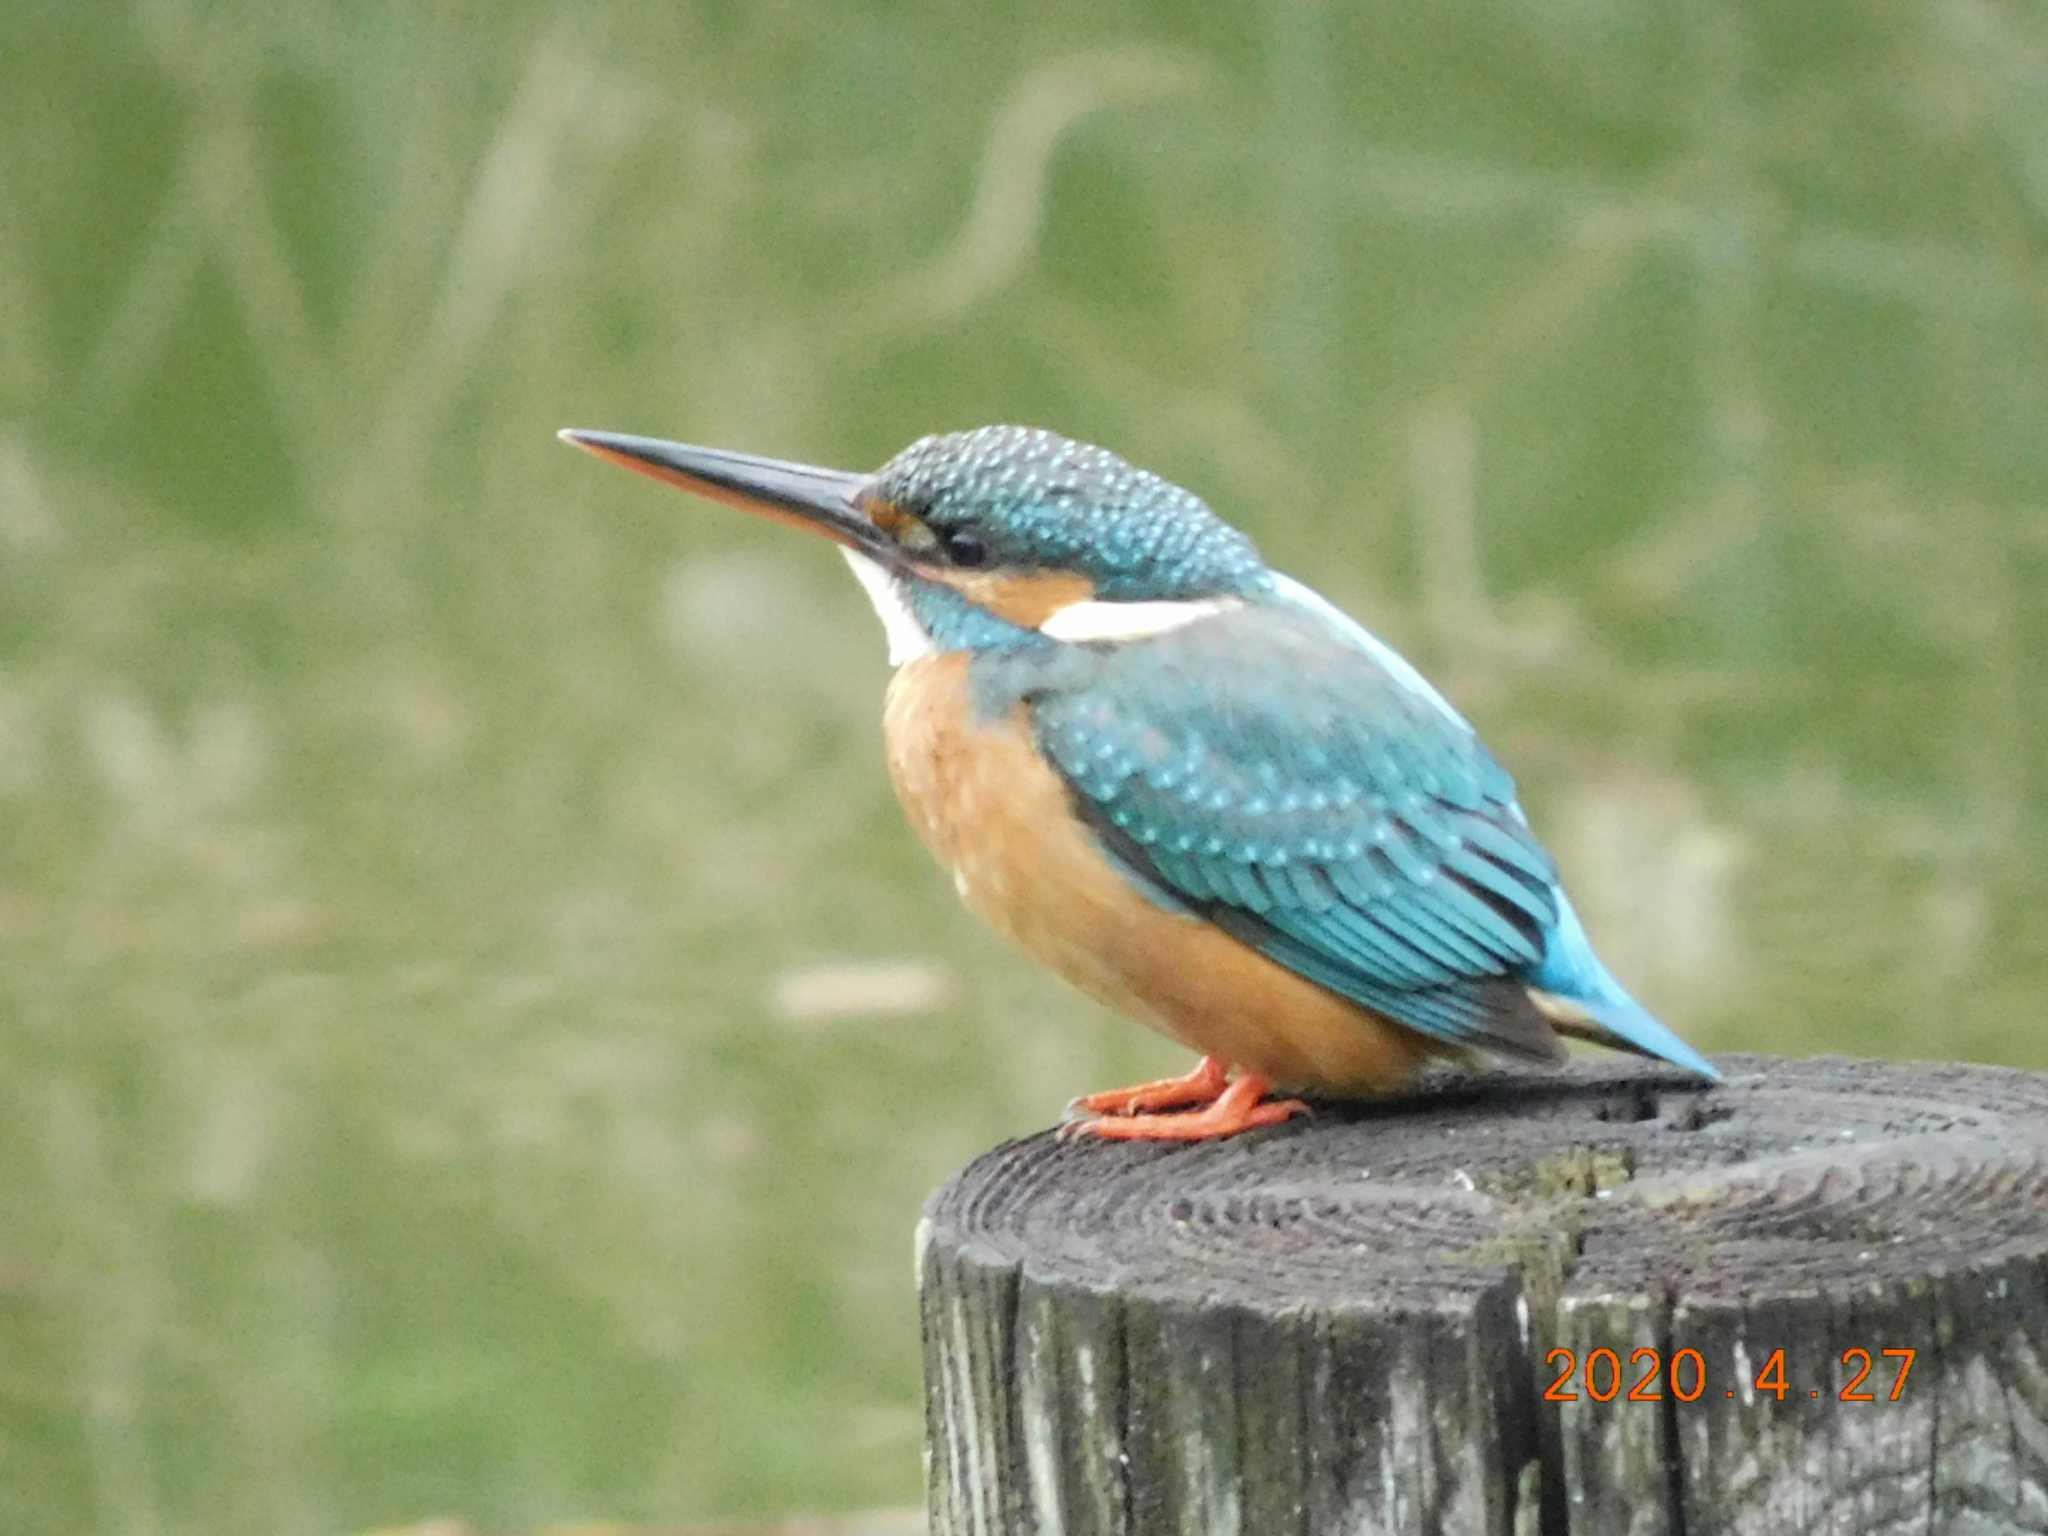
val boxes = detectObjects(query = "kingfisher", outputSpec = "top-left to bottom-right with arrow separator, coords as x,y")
560,424 -> 1719,1141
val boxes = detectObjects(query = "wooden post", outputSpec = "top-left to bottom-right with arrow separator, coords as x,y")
917,1054 -> 2048,1535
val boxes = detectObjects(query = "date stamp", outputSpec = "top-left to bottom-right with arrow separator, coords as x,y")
1542,1346 -> 1917,1404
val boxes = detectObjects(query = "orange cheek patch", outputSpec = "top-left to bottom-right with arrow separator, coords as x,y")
939,569 -> 1096,627
863,498 -> 913,537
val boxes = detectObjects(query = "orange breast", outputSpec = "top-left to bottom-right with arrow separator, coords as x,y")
881,655 -> 1437,1095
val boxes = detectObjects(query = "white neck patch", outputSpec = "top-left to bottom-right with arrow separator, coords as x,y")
1039,596 -> 1240,644
839,549 -> 934,665
838,551 -> 1238,663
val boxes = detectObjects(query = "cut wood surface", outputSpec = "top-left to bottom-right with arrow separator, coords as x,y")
918,1054 -> 2048,1535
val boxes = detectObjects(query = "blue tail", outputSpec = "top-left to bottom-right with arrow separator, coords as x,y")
1529,892 -> 1720,1081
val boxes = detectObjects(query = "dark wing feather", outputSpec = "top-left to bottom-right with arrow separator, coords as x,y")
1030,602 -> 1569,1063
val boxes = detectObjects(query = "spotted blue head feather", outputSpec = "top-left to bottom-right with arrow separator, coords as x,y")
872,426 -> 1267,601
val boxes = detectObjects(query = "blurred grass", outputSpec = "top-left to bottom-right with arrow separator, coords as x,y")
1,1 -> 2045,1533
358,1515 -> 922,1536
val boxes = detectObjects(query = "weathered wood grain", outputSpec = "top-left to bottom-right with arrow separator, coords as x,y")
919,1054 -> 2048,1535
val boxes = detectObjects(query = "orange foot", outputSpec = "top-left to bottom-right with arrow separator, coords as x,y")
1069,1071 -> 1310,1143
1069,1054 -> 1231,1118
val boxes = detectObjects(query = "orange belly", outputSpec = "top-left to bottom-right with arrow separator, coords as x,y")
881,655 -> 1436,1094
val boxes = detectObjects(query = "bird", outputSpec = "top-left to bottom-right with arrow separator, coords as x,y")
559,423 -> 1719,1141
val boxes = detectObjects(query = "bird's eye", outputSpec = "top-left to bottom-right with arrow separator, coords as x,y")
942,529 -> 989,568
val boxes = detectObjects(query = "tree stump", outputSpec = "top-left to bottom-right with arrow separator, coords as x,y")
917,1054 -> 2048,1536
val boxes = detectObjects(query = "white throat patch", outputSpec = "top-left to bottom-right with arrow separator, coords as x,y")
1038,596 -> 1240,644
839,549 -> 934,665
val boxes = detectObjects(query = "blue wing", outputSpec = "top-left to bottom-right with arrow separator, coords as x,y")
1028,584 -> 1717,1078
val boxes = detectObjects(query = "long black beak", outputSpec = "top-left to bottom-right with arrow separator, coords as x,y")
558,429 -> 895,561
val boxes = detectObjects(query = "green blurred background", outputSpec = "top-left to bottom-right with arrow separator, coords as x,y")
3,2 -> 2045,1532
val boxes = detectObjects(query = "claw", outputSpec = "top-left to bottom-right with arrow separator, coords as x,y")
1069,1073 -> 1309,1143
1070,1055 -> 1231,1118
